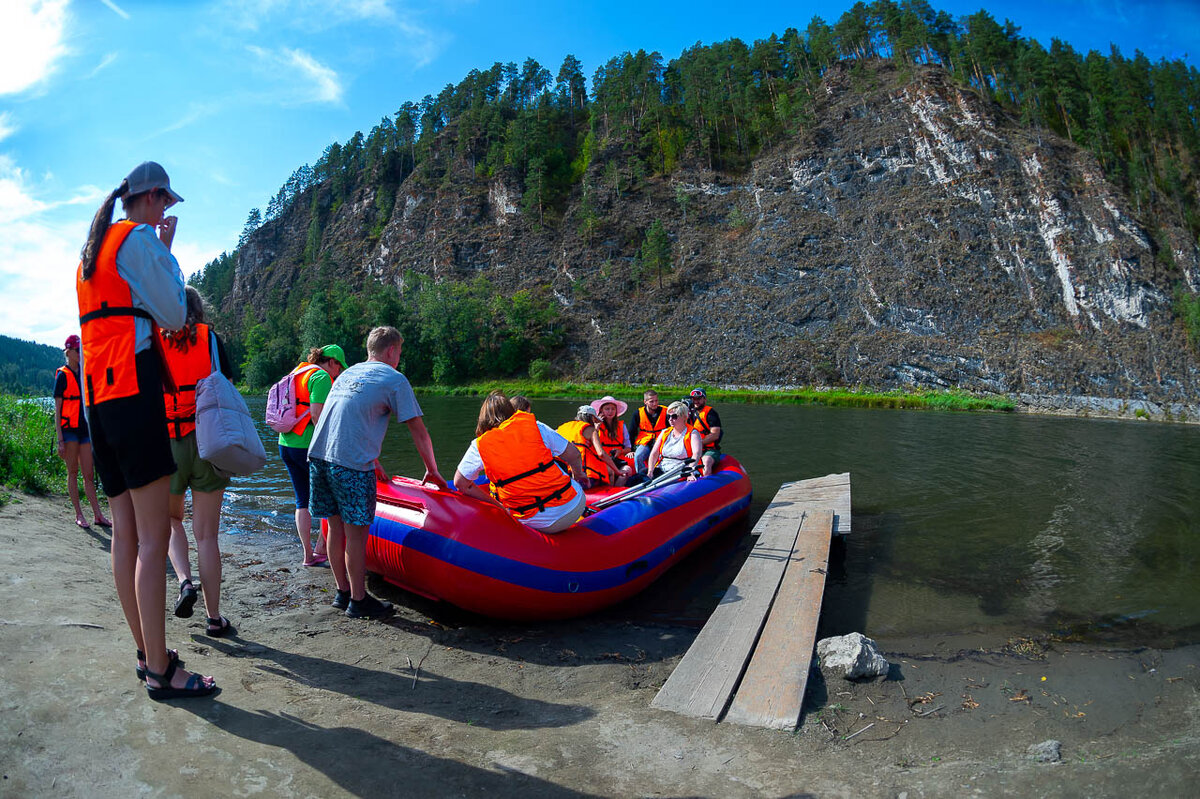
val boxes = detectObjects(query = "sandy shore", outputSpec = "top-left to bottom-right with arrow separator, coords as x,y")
2,491 -> 1197,798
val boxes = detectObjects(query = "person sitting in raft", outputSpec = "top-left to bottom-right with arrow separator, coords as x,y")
556,406 -> 628,487
510,395 -> 533,412
54,334 -> 111,530
646,400 -> 706,480
453,391 -> 587,533
630,389 -> 669,475
591,395 -> 634,478
687,387 -> 723,477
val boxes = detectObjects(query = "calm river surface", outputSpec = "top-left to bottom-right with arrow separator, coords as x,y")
223,395 -> 1200,645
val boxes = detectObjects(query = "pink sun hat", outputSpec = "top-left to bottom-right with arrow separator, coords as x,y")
590,395 -> 628,415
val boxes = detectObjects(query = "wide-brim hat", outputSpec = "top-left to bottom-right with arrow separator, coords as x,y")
590,395 -> 628,415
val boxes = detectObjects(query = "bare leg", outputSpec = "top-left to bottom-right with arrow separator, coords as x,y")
109,490 -> 143,654
192,490 -> 224,621
79,443 -> 109,525
344,522 -> 370,601
167,493 -> 192,584
325,515 -> 350,594
295,506 -> 314,562
63,441 -> 85,525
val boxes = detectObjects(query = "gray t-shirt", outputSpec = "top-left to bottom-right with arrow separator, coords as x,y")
307,360 -> 422,472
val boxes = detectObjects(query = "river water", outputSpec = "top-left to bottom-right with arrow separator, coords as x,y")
222,395 -> 1200,645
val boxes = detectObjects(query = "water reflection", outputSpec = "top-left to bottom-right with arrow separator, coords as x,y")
224,394 -> 1200,645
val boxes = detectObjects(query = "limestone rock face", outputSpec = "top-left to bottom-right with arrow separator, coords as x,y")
816,632 -> 890,680
227,60 -> 1200,402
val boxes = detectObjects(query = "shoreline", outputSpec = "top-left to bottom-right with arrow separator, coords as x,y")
3,491 -> 1198,797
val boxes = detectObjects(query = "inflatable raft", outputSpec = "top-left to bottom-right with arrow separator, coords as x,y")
363,457 -> 752,620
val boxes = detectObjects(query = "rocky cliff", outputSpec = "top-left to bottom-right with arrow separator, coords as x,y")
229,60 -> 1200,406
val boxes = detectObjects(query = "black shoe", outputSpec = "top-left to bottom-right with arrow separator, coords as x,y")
174,580 -> 198,619
331,589 -> 350,610
346,593 -> 393,619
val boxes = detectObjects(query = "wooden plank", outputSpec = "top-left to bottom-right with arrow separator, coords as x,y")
650,483 -> 810,719
723,510 -> 834,729
779,472 -> 851,535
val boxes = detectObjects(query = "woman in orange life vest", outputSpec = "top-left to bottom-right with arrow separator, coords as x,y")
76,160 -> 215,700
646,400 -> 707,479
453,391 -> 587,533
54,334 -> 111,529
276,344 -> 347,567
590,394 -> 635,480
556,405 -> 630,487
160,287 -> 237,637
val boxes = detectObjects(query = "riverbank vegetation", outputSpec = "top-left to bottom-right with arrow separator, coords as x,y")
418,381 -> 1017,412
0,394 -> 64,502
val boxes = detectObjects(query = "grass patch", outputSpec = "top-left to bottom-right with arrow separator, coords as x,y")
0,393 -> 66,500
413,381 -> 1016,413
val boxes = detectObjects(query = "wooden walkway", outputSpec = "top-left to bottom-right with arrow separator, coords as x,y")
650,473 -> 850,729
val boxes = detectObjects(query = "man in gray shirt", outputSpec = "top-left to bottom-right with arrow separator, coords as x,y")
308,326 -> 447,619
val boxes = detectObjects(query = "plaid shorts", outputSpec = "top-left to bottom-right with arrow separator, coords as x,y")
308,457 -> 376,527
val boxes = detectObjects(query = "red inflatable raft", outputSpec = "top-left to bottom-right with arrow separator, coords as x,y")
362,457 -> 751,620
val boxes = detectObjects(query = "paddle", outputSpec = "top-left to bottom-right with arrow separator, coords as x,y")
586,459 -> 696,514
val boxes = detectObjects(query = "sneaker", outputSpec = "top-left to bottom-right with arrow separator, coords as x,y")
331,589 -> 351,610
345,593 -> 393,619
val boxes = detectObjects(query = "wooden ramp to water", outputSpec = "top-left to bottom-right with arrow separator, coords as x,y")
650,473 -> 850,729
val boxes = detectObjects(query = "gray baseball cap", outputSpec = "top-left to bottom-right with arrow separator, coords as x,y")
124,161 -> 183,206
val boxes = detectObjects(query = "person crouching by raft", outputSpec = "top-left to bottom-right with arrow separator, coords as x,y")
630,389 -> 669,475
591,395 -> 634,479
54,334 -> 111,530
557,406 -> 628,487
277,344 -> 347,568
453,391 -> 587,533
76,160 -> 215,699
688,387 -> 723,477
307,326 -> 447,620
646,401 -> 705,479
160,286 -> 236,637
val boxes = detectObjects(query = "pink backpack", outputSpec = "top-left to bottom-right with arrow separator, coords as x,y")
264,365 -> 316,434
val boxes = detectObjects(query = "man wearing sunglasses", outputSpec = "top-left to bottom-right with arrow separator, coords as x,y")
688,388 -> 723,476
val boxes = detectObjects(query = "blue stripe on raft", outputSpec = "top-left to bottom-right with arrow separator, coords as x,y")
579,468 -> 745,537
371,492 -> 751,595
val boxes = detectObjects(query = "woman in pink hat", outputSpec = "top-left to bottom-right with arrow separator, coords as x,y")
54,334 -> 111,529
590,395 -> 634,484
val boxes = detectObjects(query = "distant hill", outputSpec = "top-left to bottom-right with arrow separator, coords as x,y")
0,335 -> 62,397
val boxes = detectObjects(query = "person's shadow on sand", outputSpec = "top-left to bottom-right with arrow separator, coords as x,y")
199,636 -> 594,731
176,703 -> 598,798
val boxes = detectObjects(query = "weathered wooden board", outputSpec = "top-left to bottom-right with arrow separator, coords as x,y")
723,510 -> 834,729
778,472 -> 851,535
650,482 -> 812,719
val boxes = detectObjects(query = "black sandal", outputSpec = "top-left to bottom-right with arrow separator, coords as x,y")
144,656 -> 216,701
205,616 -> 236,638
135,648 -> 183,682
174,579 -> 198,619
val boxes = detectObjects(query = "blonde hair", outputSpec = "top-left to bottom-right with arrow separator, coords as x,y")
366,326 -> 403,356
476,390 -> 515,437
666,401 -> 689,418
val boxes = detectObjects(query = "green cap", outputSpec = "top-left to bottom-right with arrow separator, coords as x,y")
321,344 -> 348,370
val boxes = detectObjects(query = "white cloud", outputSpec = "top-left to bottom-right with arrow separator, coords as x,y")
0,112 -> 17,143
248,46 -> 344,105
99,0 -> 130,20
222,0 -> 394,32
86,52 -> 119,80
0,0 -> 70,95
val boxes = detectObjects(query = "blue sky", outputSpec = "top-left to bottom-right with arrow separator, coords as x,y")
2,0 -> 1197,348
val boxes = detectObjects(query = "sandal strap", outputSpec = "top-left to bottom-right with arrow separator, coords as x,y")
144,653 -> 180,687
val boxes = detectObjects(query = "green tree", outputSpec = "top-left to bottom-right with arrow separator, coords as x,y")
640,219 -> 673,289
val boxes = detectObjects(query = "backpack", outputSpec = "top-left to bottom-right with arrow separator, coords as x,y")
264,366 -> 312,434
195,330 -> 267,476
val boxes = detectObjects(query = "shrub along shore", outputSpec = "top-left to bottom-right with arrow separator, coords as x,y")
0,394 -> 65,502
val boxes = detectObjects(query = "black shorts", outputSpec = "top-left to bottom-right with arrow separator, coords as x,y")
88,349 -> 176,497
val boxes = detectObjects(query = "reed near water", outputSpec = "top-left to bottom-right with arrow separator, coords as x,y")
0,394 -> 65,502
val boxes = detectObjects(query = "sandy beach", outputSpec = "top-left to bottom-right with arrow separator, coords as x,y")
2,491 -> 1197,798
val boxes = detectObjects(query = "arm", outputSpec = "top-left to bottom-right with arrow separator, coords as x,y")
405,416 -> 449,490
453,469 -> 504,507
701,425 -> 722,449
558,439 -> 585,484
646,435 -> 664,475
309,402 -> 324,425
588,425 -> 620,481
690,431 -> 706,478
54,397 -> 65,455
118,226 -> 187,331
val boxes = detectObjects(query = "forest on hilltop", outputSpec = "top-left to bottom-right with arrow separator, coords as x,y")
190,0 -> 1200,388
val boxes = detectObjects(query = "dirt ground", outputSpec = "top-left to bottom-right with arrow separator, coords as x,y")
2,492 -> 1198,798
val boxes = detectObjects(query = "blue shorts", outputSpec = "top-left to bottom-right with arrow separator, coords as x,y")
309,457 -> 376,527
61,428 -> 90,445
279,444 -> 310,509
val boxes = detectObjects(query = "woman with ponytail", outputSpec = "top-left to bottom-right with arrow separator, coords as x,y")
77,161 -> 216,700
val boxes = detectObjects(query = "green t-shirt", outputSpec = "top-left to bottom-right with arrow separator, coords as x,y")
277,365 -> 333,449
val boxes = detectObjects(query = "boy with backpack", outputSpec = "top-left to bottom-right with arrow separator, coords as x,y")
307,326 -> 447,619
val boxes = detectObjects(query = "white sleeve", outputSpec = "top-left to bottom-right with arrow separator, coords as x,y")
456,440 -> 484,480
538,421 -> 570,456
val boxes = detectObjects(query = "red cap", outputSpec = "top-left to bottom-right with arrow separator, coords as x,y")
64,334 -> 81,350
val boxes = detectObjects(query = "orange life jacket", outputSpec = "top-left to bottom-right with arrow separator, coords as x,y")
76,220 -> 155,406
691,404 -> 720,451
654,426 -> 695,462
634,405 -> 669,446
288,363 -> 324,436
596,418 -> 627,454
477,411 -> 574,519
161,323 -> 212,439
556,419 -> 608,482
56,366 -> 83,429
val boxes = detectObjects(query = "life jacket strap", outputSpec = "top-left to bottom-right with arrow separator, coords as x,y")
508,480 -> 574,515
79,305 -> 154,324
491,459 -> 555,488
